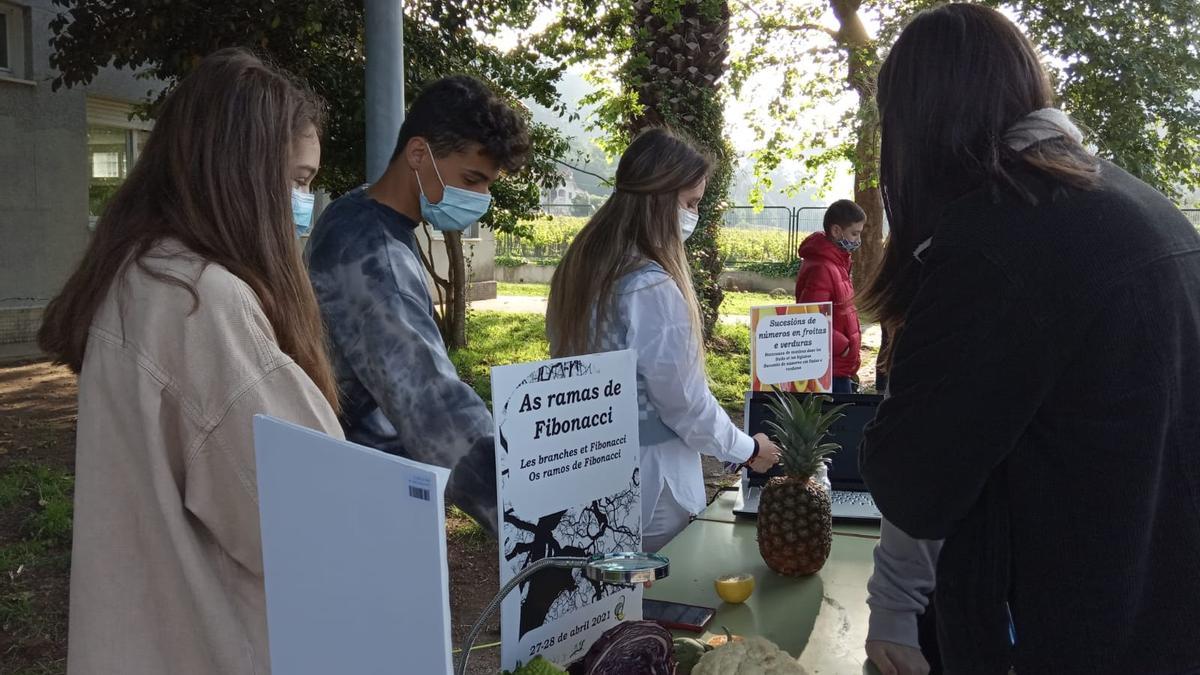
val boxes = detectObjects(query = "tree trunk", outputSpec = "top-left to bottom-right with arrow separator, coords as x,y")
690,156 -> 731,339
850,88 -> 884,292
417,223 -> 468,348
442,230 -> 469,348
832,0 -> 885,292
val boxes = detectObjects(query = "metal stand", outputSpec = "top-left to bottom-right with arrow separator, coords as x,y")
455,557 -> 589,675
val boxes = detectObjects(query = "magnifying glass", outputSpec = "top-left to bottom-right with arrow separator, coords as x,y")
455,552 -> 670,675
582,552 -> 670,584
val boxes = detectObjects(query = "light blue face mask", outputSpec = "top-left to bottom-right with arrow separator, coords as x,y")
292,187 -> 315,238
835,238 -> 861,253
415,154 -> 493,232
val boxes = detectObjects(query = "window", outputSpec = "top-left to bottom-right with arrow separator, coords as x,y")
92,151 -> 123,178
87,126 -> 147,220
86,99 -> 153,225
0,13 -> 9,72
429,220 -> 482,240
0,2 -> 27,79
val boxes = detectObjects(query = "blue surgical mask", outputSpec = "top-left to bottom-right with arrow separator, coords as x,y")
415,154 -> 492,232
679,208 -> 700,241
835,238 -> 861,253
292,187 -> 315,238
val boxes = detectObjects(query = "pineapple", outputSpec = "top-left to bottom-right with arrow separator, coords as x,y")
756,391 -> 847,577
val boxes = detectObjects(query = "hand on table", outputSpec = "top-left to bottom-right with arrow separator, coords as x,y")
866,640 -> 930,675
748,434 -> 781,473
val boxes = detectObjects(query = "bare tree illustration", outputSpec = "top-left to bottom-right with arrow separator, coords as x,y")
503,477 -> 640,637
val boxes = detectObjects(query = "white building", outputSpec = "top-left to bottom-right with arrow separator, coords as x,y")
539,167 -> 591,216
0,0 -> 163,361
0,1 -> 497,362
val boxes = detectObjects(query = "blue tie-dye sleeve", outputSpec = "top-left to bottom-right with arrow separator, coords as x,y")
307,197 -> 498,535
346,283 -> 498,533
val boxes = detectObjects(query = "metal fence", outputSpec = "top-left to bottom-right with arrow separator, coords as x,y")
495,204 -> 588,263
722,206 -> 825,263
501,205 -> 1199,268
495,237 -> 571,263
537,202 -> 598,218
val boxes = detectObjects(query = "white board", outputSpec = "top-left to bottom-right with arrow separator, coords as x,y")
492,350 -> 642,671
254,416 -> 453,675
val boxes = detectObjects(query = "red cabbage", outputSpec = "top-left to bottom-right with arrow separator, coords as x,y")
580,621 -> 675,675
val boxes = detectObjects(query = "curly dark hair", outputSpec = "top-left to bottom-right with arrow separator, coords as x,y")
392,75 -> 531,173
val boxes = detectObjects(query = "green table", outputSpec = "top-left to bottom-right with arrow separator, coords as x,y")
646,490 -> 882,675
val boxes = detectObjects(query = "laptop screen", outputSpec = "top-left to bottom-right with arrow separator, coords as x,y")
745,392 -> 882,489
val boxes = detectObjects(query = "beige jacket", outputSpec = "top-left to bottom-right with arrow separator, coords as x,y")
67,242 -> 343,674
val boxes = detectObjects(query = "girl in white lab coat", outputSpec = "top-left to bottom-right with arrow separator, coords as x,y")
546,128 -> 780,552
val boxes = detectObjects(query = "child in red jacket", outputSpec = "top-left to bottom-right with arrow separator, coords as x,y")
794,199 -> 866,393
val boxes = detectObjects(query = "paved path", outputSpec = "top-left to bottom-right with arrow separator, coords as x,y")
472,295 -> 753,326
471,295 -> 547,314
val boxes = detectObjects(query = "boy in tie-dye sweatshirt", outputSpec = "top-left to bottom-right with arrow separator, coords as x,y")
306,76 -> 531,536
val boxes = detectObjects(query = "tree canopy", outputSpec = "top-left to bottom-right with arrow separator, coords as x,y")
48,0 -> 584,232
732,0 -> 1200,205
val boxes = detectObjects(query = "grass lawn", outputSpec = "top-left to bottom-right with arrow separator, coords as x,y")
495,282 -> 781,318
449,311 -> 550,404
496,282 -> 550,298
717,290 -> 782,316
452,311 -> 749,412
0,462 -> 73,674
707,322 -> 753,410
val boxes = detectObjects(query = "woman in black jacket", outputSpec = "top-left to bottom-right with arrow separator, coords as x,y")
858,4 -> 1200,674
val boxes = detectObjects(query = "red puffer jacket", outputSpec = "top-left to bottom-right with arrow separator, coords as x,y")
794,232 -> 861,378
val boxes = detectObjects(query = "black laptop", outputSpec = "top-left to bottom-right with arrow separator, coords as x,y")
732,392 -> 883,521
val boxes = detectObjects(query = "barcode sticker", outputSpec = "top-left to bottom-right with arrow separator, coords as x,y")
407,473 -> 434,502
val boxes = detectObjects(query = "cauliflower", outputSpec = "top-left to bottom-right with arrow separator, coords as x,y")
692,636 -> 807,675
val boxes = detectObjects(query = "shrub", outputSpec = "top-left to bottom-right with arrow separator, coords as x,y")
500,219 -> 800,270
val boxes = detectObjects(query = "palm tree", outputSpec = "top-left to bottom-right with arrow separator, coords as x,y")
624,0 -> 733,337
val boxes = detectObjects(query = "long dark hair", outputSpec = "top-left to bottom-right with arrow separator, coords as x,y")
38,49 -> 340,410
860,3 -> 1099,350
547,128 -> 710,358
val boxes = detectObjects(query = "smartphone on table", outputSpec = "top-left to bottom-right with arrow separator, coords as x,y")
642,598 -> 716,633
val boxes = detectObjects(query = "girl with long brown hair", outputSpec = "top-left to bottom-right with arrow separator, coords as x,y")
546,128 -> 780,552
38,49 -> 342,674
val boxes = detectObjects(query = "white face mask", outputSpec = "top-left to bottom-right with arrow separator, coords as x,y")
679,208 -> 700,241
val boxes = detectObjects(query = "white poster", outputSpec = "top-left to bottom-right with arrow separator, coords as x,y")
750,303 -> 834,393
254,416 -> 453,675
492,350 -> 642,671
